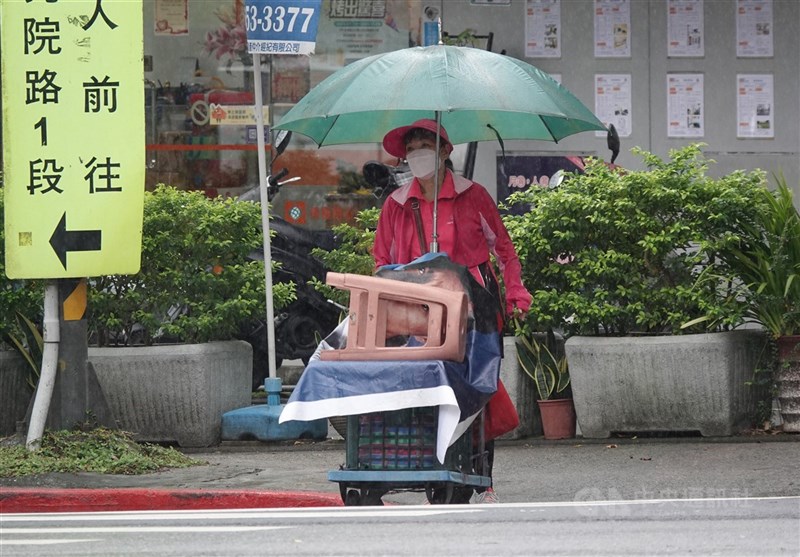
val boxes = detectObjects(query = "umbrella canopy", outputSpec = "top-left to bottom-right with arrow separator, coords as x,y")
274,44 -> 606,146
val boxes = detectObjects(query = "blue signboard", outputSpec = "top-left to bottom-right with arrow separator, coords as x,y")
244,0 -> 322,55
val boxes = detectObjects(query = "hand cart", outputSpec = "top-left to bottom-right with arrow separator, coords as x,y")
328,406 -> 491,506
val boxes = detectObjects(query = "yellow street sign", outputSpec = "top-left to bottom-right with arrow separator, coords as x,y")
1,0 -> 145,279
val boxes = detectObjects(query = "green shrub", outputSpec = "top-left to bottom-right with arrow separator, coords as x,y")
310,206 -> 379,307
503,144 -> 767,336
698,174 -> 800,337
88,185 -> 294,345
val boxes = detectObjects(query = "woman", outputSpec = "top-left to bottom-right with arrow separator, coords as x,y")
373,118 -> 532,503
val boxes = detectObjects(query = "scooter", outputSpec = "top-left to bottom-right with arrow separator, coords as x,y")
237,132 -> 342,390
360,158 -> 412,200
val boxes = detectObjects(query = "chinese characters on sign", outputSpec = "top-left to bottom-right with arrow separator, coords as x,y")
496,153 -> 587,208
1,0 -> 145,278
329,0 -> 386,18
209,104 -> 270,125
315,0 -> 410,58
244,0 -> 322,56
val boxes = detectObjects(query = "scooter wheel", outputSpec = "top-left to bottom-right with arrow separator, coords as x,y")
283,313 -> 325,354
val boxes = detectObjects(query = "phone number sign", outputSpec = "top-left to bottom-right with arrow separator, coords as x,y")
1,0 -> 145,279
245,0 -> 322,55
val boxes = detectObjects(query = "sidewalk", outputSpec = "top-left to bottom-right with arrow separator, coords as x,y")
2,432 -> 799,512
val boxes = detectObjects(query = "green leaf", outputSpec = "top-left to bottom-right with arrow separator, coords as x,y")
503,144 -> 766,336
86,186 -> 295,345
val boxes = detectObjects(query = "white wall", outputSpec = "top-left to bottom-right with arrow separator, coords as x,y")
441,0 -> 799,196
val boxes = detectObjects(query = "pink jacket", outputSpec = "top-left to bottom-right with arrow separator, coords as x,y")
373,171 -> 532,316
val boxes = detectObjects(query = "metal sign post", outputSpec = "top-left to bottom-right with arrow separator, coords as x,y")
244,0 -> 322,379
251,52 -> 278,380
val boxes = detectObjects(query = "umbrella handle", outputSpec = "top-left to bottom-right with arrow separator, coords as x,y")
430,111 -> 443,253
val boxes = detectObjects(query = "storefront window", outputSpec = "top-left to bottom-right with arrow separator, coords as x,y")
144,0 -> 424,230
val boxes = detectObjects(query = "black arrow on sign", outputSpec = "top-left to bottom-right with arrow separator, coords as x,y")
49,212 -> 102,270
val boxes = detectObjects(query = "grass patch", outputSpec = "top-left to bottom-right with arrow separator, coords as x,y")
0,427 -> 203,477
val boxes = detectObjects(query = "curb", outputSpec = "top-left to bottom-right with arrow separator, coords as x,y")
0,488 -> 343,513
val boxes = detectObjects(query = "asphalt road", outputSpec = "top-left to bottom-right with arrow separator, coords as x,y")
2,497 -> 799,556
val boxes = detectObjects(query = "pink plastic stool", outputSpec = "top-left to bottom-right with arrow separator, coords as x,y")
319,272 -> 468,362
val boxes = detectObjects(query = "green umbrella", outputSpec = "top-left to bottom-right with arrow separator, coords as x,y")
274,44 -> 606,146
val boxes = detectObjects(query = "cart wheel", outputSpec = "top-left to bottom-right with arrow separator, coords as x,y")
425,484 -> 453,505
450,486 -> 474,504
361,489 -> 385,506
344,489 -> 361,506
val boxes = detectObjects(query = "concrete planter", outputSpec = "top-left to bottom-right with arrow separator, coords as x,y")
565,330 -> 768,438
89,340 -> 252,447
775,336 -> 800,432
0,350 -> 32,436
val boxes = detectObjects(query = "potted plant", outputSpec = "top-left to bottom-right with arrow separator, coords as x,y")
514,327 -> 575,439
309,206 -> 379,307
86,185 -> 295,446
699,174 -> 800,432
502,144 -> 771,438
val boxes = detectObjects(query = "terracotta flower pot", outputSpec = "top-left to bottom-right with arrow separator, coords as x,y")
537,398 -> 576,440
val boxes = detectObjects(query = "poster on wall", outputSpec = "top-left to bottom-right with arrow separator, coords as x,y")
737,74 -> 774,138
595,74 -> 632,138
315,0 -> 420,65
594,0 -> 630,58
271,56 -> 311,104
667,74 -> 704,138
667,0 -> 703,57
525,0 -> 561,58
736,0 -> 773,58
154,0 -> 189,35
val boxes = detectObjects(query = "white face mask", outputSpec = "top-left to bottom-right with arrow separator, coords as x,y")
405,149 -> 438,180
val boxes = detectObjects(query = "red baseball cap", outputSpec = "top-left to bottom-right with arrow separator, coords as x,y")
382,118 -> 454,158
